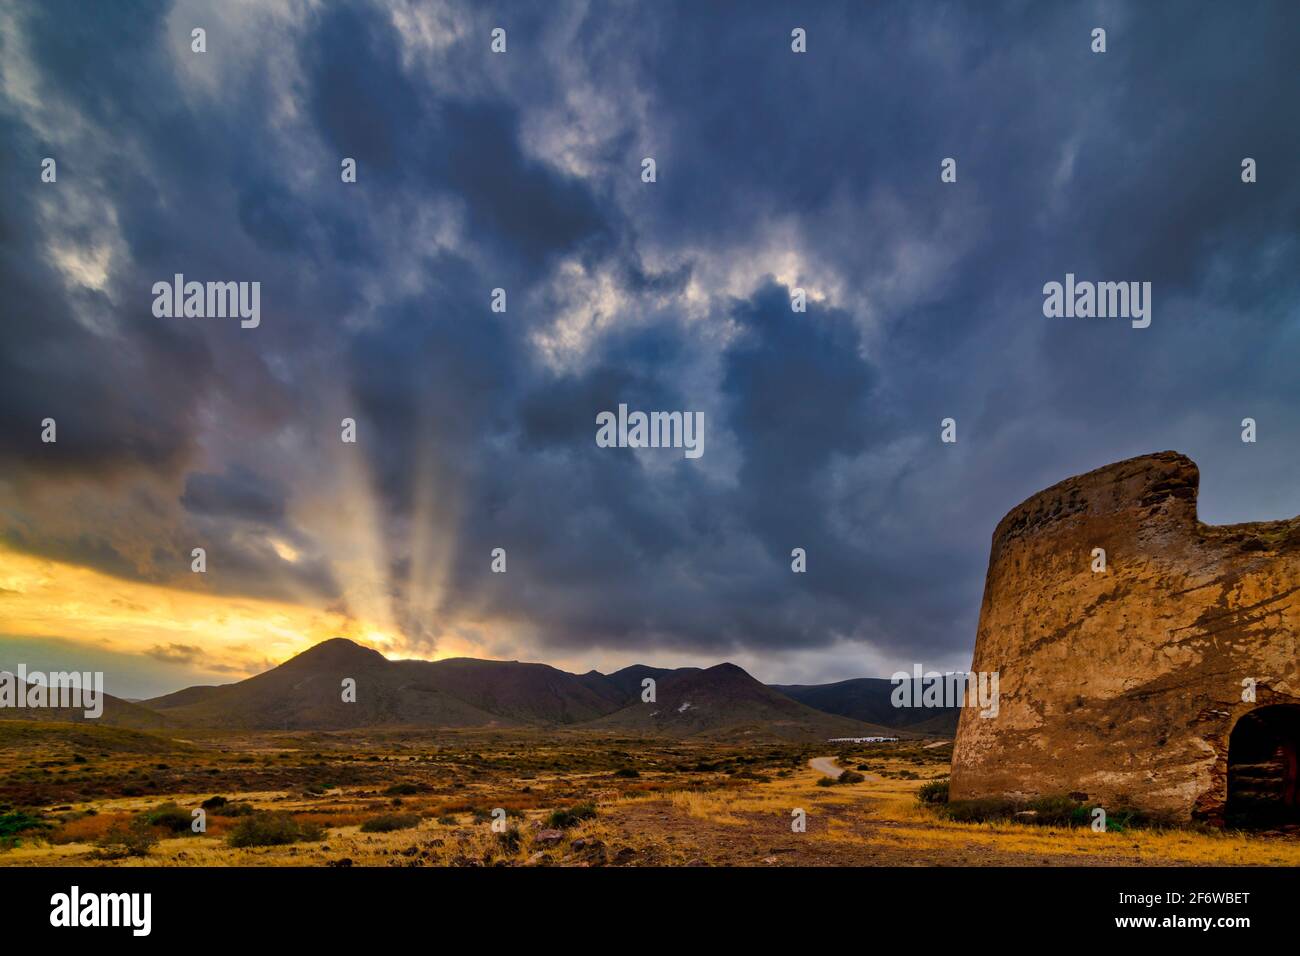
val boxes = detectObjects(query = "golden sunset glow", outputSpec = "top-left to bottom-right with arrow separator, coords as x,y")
0,544 -> 391,676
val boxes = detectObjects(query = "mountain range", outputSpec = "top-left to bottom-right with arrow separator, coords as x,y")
0,639 -> 957,741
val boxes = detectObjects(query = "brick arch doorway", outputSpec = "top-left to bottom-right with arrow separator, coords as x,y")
1226,704 -> 1300,829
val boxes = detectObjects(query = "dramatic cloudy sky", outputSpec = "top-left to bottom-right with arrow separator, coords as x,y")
2,0 -> 1299,697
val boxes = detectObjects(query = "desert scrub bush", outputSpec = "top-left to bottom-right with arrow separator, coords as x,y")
203,798 -> 254,817
937,793 -> 1157,830
837,770 -> 865,785
226,812 -> 325,848
0,811 -> 53,848
917,779 -> 950,805
545,803 -> 597,829
142,802 -> 194,833
359,813 -> 421,833
613,768 -> 640,778
816,777 -> 834,787
1099,806 -> 1161,832
436,815 -> 458,826
940,796 -> 1019,823
496,824 -> 522,853
95,818 -> 159,859
1025,795 -> 1081,826
383,783 -> 420,796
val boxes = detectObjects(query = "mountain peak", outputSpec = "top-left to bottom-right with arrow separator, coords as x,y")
286,638 -> 388,667
701,662 -> 755,680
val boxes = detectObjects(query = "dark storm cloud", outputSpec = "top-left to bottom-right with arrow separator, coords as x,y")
302,5 -> 615,277
3,1 -> 1299,680
181,466 -> 288,524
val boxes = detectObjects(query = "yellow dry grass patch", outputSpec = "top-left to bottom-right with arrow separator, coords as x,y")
665,769 -> 864,826
799,760 -> 1300,866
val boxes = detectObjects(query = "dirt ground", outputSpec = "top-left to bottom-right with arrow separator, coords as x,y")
1,723 -> 1296,867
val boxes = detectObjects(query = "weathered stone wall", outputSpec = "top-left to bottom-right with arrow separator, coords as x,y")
950,451 -> 1300,822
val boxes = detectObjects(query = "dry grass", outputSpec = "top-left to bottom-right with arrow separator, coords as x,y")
2,729 -> 1296,867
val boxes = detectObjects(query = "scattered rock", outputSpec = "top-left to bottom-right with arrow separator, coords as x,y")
534,829 -> 565,846
571,838 -> 606,866
613,846 -> 637,864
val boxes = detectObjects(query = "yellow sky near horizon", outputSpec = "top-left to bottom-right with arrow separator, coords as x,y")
0,543 -> 408,677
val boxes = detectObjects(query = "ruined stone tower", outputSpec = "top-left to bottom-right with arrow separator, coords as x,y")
950,452 -> 1300,825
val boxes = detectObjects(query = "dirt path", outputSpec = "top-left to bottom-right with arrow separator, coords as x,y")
609,793 -> 1193,867
809,756 -> 842,779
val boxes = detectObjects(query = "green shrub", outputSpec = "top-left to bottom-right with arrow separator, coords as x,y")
360,813 -> 420,833
837,770 -> 865,785
936,793 -> 1157,831
1026,794 -> 1080,826
917,779 -> 950,804
142,802 -> 194,833
940,797 -> 1022,823
0,811 -> 51,839
226,812 -> 325,848
0,811 -> 52,848
545,803 -> 597,829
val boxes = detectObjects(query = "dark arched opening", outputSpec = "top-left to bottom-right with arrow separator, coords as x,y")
1226,704 -> 1300,829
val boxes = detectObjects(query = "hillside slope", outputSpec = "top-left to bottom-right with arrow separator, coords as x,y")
588,663 -> 905,741
772,677 -> 960,735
